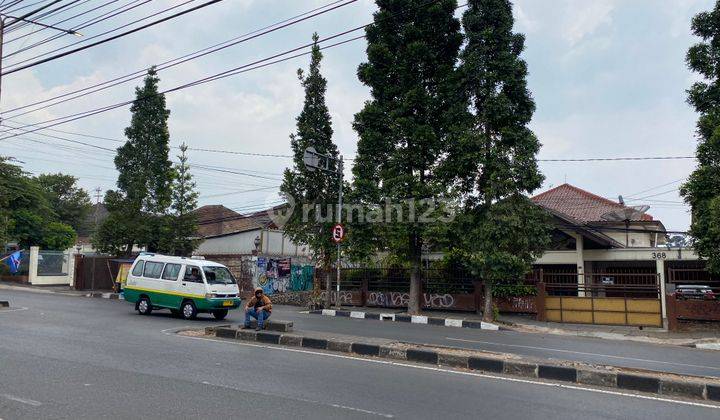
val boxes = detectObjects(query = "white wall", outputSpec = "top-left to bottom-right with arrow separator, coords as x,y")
28,246 -> 76,286
195,229 -> 311,258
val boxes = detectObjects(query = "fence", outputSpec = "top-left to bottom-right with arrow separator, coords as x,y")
73,255 -> 118,291
540,282 -> 662,327
37,250 -> 69,276
316,267 -> 538,313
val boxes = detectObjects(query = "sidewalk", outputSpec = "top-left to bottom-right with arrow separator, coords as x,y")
0,281 -> 119,299
498,314 -> 720,349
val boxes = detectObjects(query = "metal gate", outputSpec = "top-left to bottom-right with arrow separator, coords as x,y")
543,282 -> 662,327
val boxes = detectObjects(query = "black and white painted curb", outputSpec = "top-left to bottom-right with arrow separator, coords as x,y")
84,292 -> 121,300
213,326 -> 720,403
309,309 -> 501,331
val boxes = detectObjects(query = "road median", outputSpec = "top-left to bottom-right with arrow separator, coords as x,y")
203,325 -> 720,403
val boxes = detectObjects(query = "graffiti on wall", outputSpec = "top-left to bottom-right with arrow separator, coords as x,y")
252,257 -> 314,296
366,292 -> 458,309
320,290 -> 356,305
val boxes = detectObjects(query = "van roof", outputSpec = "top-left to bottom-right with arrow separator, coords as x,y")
135,254 -> 225,268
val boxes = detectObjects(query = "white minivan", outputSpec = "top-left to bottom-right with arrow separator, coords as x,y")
124,254 -> 242,320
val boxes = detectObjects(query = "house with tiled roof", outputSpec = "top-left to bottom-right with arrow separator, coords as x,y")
531,183 -> 666,250
192,204 -> 312,292
530,184 -> 707,325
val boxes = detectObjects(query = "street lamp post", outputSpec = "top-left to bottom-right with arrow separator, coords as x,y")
303,147 -> 344,309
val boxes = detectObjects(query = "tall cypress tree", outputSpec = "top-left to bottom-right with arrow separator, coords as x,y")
352,0 -> 463,313
95,68 -> 174,255
161,143 -> 200,256
682,2 -> 720,274
280,33 -> 340,306
449,0 -> 550,320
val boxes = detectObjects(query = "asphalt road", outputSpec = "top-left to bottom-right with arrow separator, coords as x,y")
265,308 -> 720,378
0,289 -> 718,420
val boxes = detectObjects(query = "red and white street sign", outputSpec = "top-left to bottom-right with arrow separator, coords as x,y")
331,224 -> 345,243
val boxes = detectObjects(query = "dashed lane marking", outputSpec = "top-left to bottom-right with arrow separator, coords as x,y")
200,380 -> 393,417
1,394 -> 42,407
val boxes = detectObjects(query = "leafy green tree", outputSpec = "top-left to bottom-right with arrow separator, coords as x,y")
280,33 -> 340,307
447,0 -> 550,320
35,173 -> 92,234
0,157 -> 76,250
351,0 -> 464,313
682,2 -> 720,274
41,222 -> 78,250
94,68 -> 174,255
160,143 -> 200,256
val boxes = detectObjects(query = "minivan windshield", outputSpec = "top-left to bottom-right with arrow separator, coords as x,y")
202,266 -> 236,285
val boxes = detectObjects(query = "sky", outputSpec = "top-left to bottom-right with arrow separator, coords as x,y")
0,0 -> 712,231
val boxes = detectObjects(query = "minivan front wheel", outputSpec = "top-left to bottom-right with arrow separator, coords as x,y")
137,297 -> 152,315
213,309 -> 228,320
181,301 -> 197,320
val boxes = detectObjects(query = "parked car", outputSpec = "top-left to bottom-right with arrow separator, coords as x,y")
673,285 -> 717,301
124,254 -> 242,320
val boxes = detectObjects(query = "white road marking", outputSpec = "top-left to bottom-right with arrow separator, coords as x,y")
411,315 -> 428,324
1,394 -> 42,407
168,330 -> 720,410
0,307 -> 29,314
321,309 -> 336,316
200,379 -> 394,417
350,311 -> 365,319
445,337 -> 720,372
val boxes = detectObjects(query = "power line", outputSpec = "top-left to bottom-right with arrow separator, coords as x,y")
1,0 -> 357,118
626,178 -> 685,197
0,33 -> 366,138
2,0 -> 223,74
538,156 -> 695,162
4,0 -> 156,57
631,188 -> 680,201
4,0 -> 124,46
0,0 -> 449,136
3,0 -> 88,35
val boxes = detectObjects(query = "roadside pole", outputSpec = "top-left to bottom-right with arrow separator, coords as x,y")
336,157 -> 343,310
303,147 -> 345,310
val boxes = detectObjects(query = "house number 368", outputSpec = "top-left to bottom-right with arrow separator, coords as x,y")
651,252 -> 667,260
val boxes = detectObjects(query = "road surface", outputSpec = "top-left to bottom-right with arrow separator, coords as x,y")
0,289 -> 718,419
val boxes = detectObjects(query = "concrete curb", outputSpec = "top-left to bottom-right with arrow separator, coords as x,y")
85,292 -> 121,300
214,326 -> 720,403
0,283 -> 120,300
310,309 -> 501,331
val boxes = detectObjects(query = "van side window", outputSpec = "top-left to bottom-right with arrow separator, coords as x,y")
143,261 -> 164,279
184,265 -> 202,283
131,260 -> 145,276
162,263 -> 181,281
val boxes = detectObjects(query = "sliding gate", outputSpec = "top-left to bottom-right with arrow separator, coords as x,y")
543,276 -> 662,327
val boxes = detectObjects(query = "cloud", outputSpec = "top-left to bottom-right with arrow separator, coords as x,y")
561,0 -> 616,46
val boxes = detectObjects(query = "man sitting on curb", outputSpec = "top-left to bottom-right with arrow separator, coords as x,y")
243,287 -> 272,331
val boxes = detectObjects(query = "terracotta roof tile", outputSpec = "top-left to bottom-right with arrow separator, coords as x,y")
531,184 -> 653,223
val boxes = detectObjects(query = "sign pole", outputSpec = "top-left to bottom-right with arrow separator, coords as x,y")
336,156 -> 344,310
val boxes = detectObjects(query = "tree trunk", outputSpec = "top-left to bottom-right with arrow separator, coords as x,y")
324,268 -> 332,308
408,265 -> 421,314
483,282 -> 494,322
408,233 -> 422,315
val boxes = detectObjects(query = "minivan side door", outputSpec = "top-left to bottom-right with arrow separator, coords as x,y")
180,264 -> 207,301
